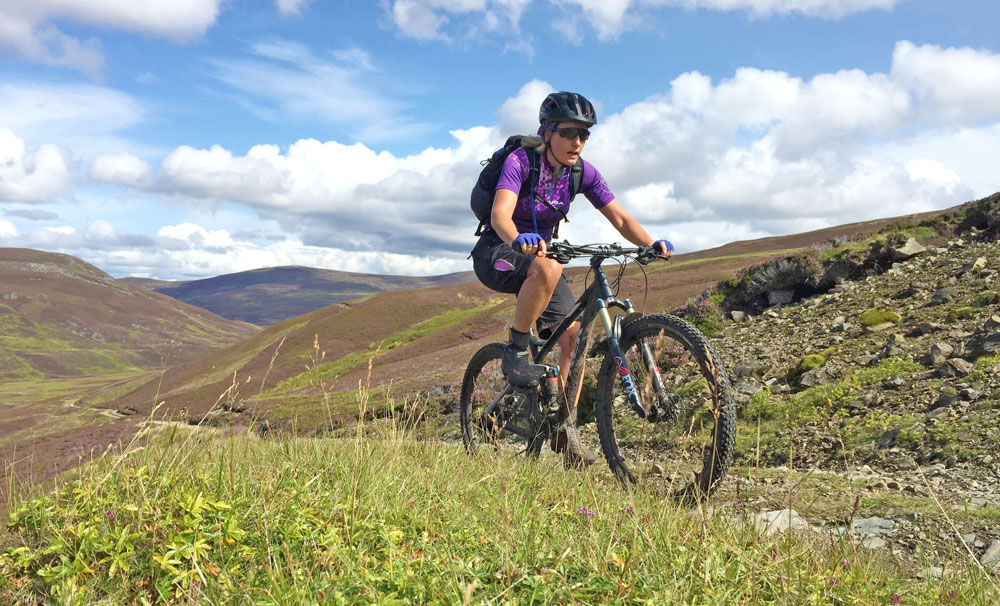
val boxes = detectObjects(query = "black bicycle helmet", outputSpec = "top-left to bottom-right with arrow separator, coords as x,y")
539,91 -> 597,126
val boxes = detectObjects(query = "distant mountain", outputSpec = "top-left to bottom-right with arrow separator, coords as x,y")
121,265 -> 477,326
0,248 -> 259,382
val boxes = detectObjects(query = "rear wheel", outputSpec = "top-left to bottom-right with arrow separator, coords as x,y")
594,315 -> 735,498
460,343 -> 544,456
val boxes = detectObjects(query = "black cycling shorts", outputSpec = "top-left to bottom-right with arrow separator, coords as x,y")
471,230 -> 575,335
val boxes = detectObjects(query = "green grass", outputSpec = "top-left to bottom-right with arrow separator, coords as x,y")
2,412 -> 995,605
737,357 -> 926,457
644,248 -> 806,273
264,299 -> 505,396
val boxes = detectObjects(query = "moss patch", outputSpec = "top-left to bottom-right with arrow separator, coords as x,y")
858,308 -> 901,327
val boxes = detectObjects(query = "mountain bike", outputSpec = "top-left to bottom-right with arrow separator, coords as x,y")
459,241 -> 736,497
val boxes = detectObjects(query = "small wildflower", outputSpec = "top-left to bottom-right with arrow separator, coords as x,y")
623,505 -> 634,515
105,509 -> 118,522
576,506 -> 594,519
828,577 -> 839,586
890,594 -> 901,604
946,590 -> 957,600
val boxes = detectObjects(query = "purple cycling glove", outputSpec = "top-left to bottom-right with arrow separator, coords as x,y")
512,232 -> 543,254
653,239 -> 674,254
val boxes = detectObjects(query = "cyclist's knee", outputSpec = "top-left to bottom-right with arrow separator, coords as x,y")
558,321 -> 580,350
527,256 -> 562,285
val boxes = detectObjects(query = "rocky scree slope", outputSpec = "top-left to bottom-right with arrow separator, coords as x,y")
698,199 -> 1000,571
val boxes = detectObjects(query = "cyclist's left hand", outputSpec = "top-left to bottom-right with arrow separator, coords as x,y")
653,239 -> 674,260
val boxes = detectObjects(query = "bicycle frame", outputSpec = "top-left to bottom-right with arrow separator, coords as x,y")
478,253 -> 670,433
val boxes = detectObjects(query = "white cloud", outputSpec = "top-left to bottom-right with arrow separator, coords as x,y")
905,159 -> 961,189
206,40 -> 433,142
89,153 -> 152,187
892,40 -> 1000,122
497,79 -> 554,134
275,0 -> 312,15
385,0 -> 899,42
0,0 -> 222,76
0,129 -> 72,203
0,219 -> 18,238
649,0 -> 898,19
0,81 -> 147,160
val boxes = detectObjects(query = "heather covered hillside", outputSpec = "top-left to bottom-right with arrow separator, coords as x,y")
0,248 -> 258,381
122,265 -> 476,326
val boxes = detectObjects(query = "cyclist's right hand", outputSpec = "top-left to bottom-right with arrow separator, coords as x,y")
512,232 -> 547,257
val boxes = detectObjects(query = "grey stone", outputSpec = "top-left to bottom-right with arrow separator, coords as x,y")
769,290 -> 795,306
731,310 -> 746,323
965,332 -> 1000,359
930,287 -> 958,305
936,359 -> 974,378
916,322 -> 942,335
983,540 -> 1000,567
892,238 -> 927,261
799,368 -> 837,388
861,536 -> 886,549
930,342 -> 954,360
755,509 -> 811,535
925,407 -> 950,421
850,517 -> 895,535
986,315 -> 1000,331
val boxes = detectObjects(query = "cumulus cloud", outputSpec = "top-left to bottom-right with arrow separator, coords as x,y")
0,219 -> 471,279
0,0 -> 222,76
89,153 -> 153,187
892,40 -> 1000,122
387,0 -> 532,42
76,40 -> 1000,278
0,219 -> 18,238
0,129 -> 72,203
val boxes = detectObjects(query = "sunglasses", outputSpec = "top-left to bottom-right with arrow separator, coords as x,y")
554,127 -> 591,141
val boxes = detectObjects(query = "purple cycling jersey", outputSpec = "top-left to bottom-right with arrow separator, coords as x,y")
495,148 -> 615,240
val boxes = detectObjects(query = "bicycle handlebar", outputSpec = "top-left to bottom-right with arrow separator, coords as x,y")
545,241 -> 669,265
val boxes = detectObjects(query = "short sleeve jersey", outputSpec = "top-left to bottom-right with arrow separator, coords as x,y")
495,148 -> 615,240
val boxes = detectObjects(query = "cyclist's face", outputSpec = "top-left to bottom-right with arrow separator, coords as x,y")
547,120 -> 589,166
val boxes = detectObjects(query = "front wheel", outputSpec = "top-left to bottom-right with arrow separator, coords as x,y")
459,343 -> 544,456
594,314 -> 736,497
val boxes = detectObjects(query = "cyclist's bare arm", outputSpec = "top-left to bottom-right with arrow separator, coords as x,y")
597,199 -> 670,259
492,188 -> 548,256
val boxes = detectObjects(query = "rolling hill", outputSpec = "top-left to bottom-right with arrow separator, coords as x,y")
0,248 -> 259,382
122,265 -> 477,326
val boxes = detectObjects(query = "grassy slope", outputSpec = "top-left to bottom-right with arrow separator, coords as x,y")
1,417 -> 994,605
124,265 -> 477,326
0,248 -> 259,382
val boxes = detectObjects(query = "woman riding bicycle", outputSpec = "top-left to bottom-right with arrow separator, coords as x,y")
471,91 -> 673,465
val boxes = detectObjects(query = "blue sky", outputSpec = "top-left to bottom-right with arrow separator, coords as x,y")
1,0 -> 998,279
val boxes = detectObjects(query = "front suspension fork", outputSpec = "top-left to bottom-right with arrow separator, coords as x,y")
598,302 -> 672,421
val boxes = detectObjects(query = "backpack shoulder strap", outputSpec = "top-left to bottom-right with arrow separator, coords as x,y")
569,160 -> 583,199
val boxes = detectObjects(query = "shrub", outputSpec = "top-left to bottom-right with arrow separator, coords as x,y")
676,295 -> 725,337
858,308 -> 901,327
